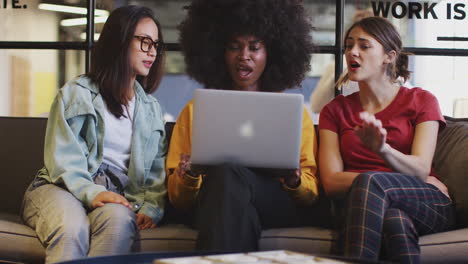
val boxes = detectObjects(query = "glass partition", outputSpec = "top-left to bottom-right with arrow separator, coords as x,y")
411,55 -> 468,117
344,0 -> 468,49
154,53 -> 335,123
0,0 -> 111,42
2,0 -> 467,118
0,49 -> 85,117
128,0 -> 191,44
304,0 -> 337,46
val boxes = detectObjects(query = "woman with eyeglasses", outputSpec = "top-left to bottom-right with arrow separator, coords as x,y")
21,6 -> 167,263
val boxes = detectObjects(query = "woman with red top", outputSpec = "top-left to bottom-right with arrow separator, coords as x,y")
318,17 -> 454,264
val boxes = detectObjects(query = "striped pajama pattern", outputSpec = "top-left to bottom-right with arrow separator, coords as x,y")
344,172 -> 454,264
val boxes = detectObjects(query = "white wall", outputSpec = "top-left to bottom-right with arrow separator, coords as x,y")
0,51 -> 11,116
0,6 -> 11,116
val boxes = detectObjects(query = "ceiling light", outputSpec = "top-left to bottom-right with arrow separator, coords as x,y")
61,16 -> 108,27
38,3 -> 109,16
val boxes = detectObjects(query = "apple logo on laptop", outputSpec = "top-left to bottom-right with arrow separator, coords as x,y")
239,120 -> 254,139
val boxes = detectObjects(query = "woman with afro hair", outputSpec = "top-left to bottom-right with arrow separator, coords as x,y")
166,0 -> 330,251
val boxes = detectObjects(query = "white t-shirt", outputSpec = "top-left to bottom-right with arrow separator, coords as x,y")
102,96 -> 136,173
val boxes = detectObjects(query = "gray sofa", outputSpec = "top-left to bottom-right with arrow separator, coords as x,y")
1,116 -> 467,263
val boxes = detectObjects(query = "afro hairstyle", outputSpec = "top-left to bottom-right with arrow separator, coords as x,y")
179,0 -> 314,92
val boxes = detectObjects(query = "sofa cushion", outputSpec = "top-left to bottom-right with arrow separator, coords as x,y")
137,224 -> 197,252
433,117 -> 468,227
0,213 -> 44,263
138,225 -> 337,255
259,227 -> 336,255
420,228 -> 468,263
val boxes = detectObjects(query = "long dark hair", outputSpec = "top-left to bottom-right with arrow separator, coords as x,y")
88,5 -> 165,117
337,16 -> 411,87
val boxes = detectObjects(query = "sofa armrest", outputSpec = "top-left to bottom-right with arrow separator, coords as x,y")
434,116 -> 468,227
0,117 -> 47,215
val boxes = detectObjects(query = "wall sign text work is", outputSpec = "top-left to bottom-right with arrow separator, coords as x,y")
372,1 -> 467,20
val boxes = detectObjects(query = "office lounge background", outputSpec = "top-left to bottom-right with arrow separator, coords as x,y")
0,0 -> 468,121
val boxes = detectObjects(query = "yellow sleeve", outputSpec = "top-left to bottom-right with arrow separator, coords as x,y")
282,107 -> 319,205
166,100 -> 202,211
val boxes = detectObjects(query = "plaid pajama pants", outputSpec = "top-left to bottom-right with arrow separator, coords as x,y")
344,172 -> 454,264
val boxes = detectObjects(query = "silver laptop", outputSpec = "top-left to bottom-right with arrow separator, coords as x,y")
191,89 -> 304,169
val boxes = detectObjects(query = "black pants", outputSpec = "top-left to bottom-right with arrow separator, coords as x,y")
190,163 -> 331,251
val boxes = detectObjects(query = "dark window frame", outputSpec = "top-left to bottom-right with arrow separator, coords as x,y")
0,0 -> 467,93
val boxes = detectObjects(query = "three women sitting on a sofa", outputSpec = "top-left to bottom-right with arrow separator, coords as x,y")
21,2 -> 454,264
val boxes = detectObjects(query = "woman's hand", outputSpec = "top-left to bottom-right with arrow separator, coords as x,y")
355,111 -> 389,155
426,175 -> 450,197
136,213 -> 156,230
177,153 -> 193,178
283,169 -> 301,188
91,191 -> 132,209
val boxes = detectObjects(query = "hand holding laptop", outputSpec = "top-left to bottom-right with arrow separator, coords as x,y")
177,154 -> 206,179
282,169 -> 301,188
179,152 -> 301,188
176,154 -> 193,178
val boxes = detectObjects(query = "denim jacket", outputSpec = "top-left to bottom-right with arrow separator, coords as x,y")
36,75 -> 167,223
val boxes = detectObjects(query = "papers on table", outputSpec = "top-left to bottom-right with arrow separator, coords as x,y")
154,250 -> 350,264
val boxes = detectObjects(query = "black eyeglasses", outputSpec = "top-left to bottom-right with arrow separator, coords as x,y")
133,36 -> 163,53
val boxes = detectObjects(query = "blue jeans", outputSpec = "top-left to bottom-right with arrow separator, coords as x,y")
344,172 -> 454,264
21,182 -> 138,264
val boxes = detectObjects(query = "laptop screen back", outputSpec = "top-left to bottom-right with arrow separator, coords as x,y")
191,89 -> 303,169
